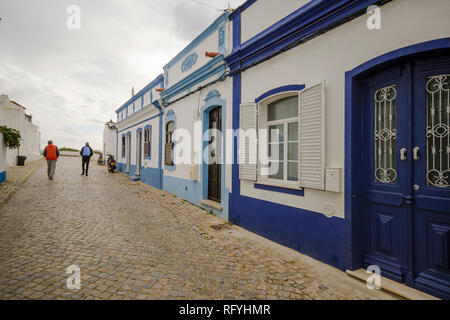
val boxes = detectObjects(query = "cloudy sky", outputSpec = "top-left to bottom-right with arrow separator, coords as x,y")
0,0 -> 245,151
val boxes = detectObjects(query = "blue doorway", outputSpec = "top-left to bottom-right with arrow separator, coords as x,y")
360,54 -> 450,299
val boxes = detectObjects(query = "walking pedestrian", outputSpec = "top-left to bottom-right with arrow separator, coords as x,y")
43,140 -> 60,180
80,142 -> 93,176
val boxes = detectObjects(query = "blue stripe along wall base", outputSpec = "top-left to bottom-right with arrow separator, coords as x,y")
229,193 -> 351,271
117,163 -> 162,189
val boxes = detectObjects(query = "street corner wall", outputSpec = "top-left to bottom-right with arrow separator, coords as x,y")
0,133 -> 6,183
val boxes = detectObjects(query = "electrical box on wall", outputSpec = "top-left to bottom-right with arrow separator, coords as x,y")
190,164 -> 199,181
325,168 -> 341,192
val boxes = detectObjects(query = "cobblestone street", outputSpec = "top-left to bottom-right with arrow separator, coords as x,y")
0,157 -> 398,300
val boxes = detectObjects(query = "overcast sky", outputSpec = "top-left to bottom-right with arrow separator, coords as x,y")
0,0 -> 245,150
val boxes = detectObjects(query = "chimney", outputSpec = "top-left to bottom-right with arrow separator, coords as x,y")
131,86 -> 135,97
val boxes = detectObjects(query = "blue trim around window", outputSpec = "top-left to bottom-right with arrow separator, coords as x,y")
121,133 -> 126,159
164,109 -> 176,172
144,125 -> 152,160
254,183 -> 304,196
226,0 -> 392,74
255,85 -> 305,103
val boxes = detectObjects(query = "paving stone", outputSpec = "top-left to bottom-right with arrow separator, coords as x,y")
0,158 -> 399,300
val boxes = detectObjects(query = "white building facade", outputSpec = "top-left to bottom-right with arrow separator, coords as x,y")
103,120 -> 117,163
0,95 -> 41,167
106,0 -> 450,299
115,75 -> 165,189
226,0 -> 450,299
159,12 -> 232,220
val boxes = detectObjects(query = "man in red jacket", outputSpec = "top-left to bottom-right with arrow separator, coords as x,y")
43,140 -> 60,180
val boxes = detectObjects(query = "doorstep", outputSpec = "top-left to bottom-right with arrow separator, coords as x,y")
346,268 -> 439,300
199,199 -> 222,211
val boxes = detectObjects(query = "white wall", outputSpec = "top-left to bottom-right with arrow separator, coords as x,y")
241,0 -> 308,43
103,123 -> 117,159
0,95 -> 41,167
165,18 -> 229,88
116,105 -> 161,169
162,78 -> 233,192
239,0 -> 450,219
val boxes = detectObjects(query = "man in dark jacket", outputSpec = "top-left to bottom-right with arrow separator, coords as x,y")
80,142 -> 93,176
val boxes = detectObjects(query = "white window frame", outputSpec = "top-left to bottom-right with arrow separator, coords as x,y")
257,92 -> 300,188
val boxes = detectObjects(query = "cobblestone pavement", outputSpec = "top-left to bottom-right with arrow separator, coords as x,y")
0,157 -> 399,300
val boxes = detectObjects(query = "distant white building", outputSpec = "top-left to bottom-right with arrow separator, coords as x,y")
103,120 -> 117,162
0,95 -> 41,167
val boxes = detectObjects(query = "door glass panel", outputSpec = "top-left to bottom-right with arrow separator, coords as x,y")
426,74 -> 450,188
374,85 -> 397,183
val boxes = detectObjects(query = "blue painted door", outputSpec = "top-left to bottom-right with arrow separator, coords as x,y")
362,55 -> 450,299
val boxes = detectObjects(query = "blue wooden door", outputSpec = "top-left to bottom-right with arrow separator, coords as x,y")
362,55 -> 450,299
411,57 -> 450,298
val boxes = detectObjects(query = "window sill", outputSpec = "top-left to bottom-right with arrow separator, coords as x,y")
254,181 -> 304,196
199,199 -> 223,211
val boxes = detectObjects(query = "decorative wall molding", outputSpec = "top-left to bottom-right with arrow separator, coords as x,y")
181,52 -> 198,73
161,54 -> 226,102
218,26 -> 225,53
205,90 -> 221,101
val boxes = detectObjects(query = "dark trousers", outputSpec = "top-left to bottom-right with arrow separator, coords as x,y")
82,156 -> 91,174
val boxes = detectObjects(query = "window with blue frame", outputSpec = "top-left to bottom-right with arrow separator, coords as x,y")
144,126 -> 151,159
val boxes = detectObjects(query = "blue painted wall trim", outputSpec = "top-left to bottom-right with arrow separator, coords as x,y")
255,85 -> 305,103
117,113 -> 161,134
163,12 -> 228,71
163,175 -> 228,220
344,37 -> 450,269
226,0 -> 392,73
0,171 -> 5,184
161,55 -> 227,102
115,74 -> 164,115
228,0 -> 256,20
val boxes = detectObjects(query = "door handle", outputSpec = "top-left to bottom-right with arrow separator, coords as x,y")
413,147 -> 419,161
400,148 -> 407,161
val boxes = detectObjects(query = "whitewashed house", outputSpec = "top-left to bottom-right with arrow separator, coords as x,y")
106,0 -> 450,299
225,0 -> 450,299
103,120 -> 117,163
159,12 -> 232,220
115,75 -> 165,188
0,95 -> 41,167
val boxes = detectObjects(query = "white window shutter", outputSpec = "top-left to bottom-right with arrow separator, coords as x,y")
239,102 -> 258,181
298,82 -> 325,190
